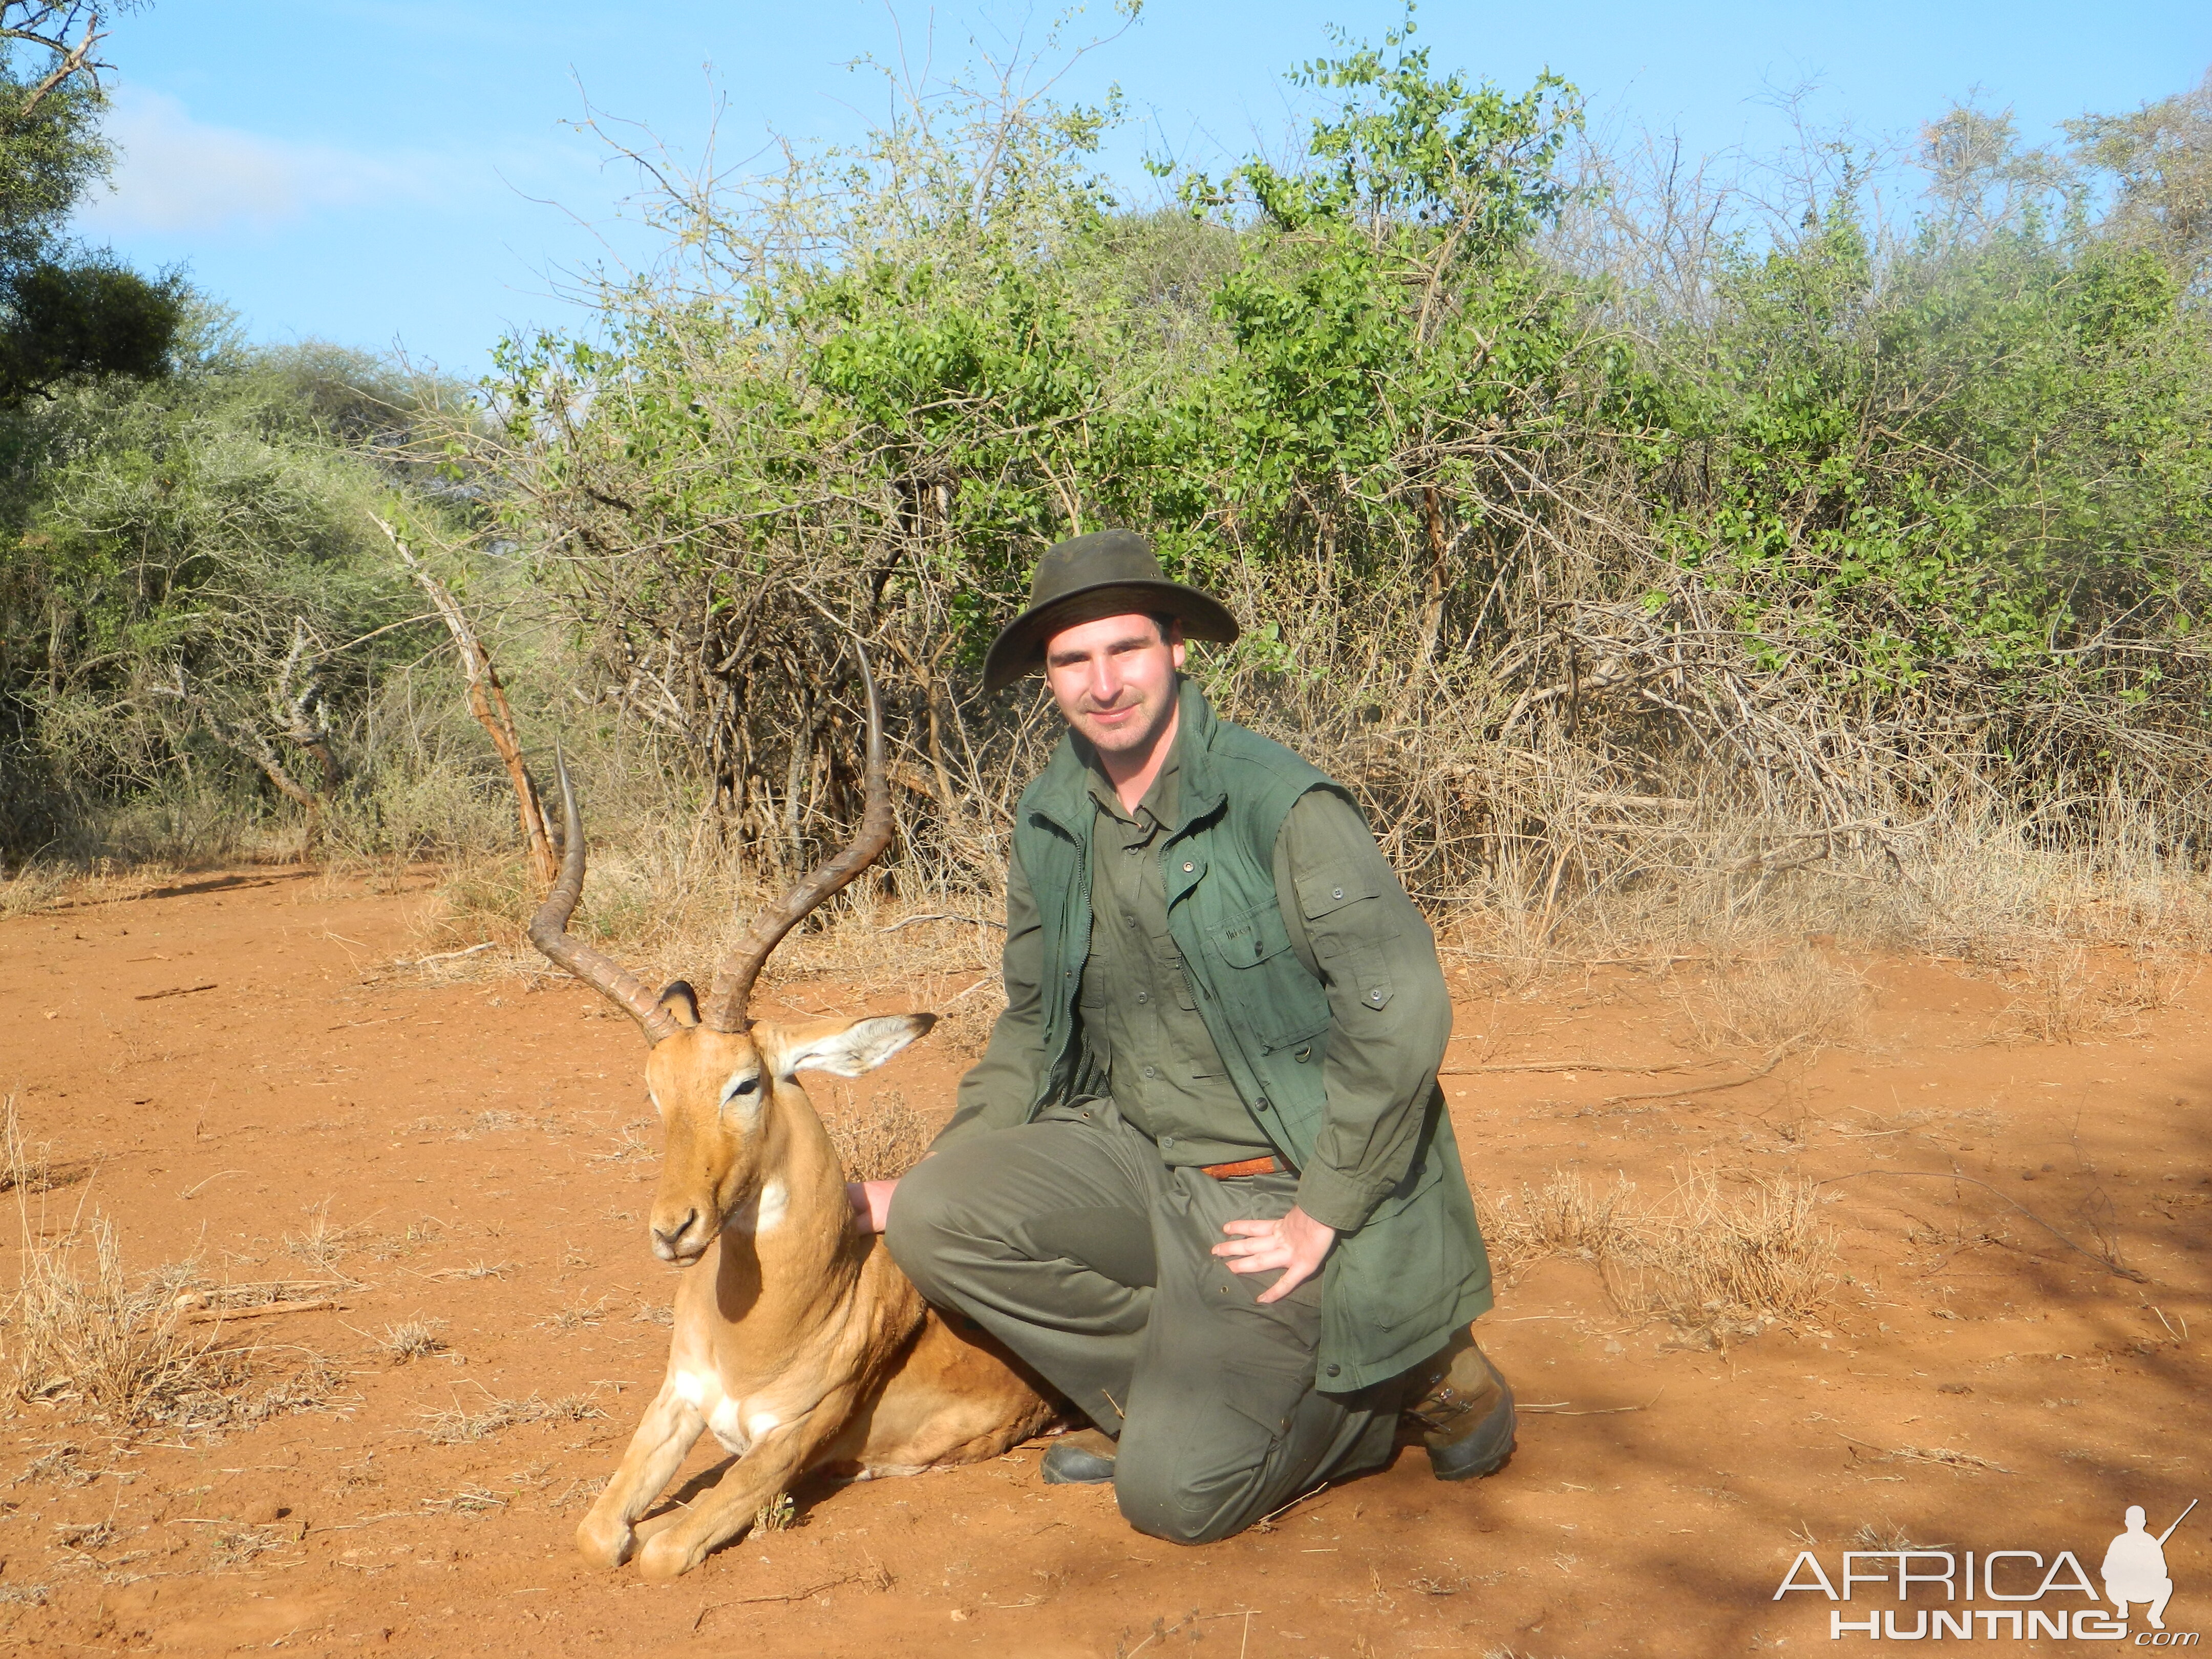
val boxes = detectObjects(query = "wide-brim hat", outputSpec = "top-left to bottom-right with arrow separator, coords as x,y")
982,529 -> 1239,695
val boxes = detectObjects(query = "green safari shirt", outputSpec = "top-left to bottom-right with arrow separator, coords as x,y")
940,701 -> 1452,1236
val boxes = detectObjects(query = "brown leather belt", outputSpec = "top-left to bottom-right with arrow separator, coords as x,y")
1199,1155 -> 1282,1180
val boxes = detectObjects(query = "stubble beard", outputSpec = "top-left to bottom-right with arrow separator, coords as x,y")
1070,681 -> 1173,761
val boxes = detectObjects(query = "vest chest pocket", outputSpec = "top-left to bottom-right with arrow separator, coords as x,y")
1207,900 -> 1329,1049
1211,899 -> 1291,967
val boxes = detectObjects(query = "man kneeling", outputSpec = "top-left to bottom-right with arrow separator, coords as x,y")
848,531 -> 1514,1543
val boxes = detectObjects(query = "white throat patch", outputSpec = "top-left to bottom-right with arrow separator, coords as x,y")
725,1178 -> 788,1239
753,1179 -> 788,1235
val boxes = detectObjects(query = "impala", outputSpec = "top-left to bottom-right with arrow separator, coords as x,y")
528,641 -> 1059,1581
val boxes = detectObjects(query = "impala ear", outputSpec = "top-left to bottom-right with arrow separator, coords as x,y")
778,1013 -> 936,1078
656,981 -> 700,1028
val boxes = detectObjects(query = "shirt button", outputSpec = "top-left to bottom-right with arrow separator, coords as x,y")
1182,862 -> 1195,873
1124,913 -> 1138,928
1135,991 -> 1148,1003
1143,1066 -> 1157,1079
1325,1364 -> 1342,1379
1160,1135 -> 1174,1147
1332,887 -> 1344,900
1368,989 -> 1385,1004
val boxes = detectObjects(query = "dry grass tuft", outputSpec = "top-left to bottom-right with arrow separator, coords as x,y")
4,1096 -> 237,1426
823,1089 -> 932,1182
413,854 -> 540,955
538,1295 -> 608,1334
52,1517 -> 115,1551
1480,1166 -> 1841,1344
1670,944 -> 1868,1058
417,1394 -> 544,1443
416,1390 -> 605,1443
283,1204 -> 371,1277
1987,941 -> 2194,1044
2,1100 -> 352,1435
16,1441 -> 86,1484
753,1491 -> 797,1533
0,1215 -> 330,1427
1619,1169 -> 1842,1337
376,1318 -> 448,1364
207,1523 -> 290,1569
1483,1169 -> 1641,1261
242,1353 -> 349,1423
369,1218 -> 445,1261
0,862 -> 72,918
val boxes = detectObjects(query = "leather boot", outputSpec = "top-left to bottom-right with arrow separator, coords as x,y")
1040,1428 -> 1117,1485
1399,1326 -> 1516,1481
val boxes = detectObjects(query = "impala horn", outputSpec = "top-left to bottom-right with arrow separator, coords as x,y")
701,611 -> 891,1034
528,750 -> 684,1046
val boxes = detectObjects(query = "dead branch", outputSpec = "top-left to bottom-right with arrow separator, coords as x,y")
4,2 -> 112,116
374,516 -> 558,890
182,1298 -> 339,1327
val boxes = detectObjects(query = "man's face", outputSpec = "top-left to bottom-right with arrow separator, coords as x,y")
1042,611 -> 1186,759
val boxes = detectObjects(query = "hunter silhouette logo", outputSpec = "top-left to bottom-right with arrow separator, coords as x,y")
2107,1501 -> 2195,1632
1773,1497 -> 2200,1643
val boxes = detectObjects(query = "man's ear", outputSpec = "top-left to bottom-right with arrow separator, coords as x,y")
656,981 -> 700,1028
776,1013 -> 936,1077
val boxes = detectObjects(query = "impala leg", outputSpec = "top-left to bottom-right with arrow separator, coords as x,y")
634,1420 -> 824,1583
576,1381 -> 706,1570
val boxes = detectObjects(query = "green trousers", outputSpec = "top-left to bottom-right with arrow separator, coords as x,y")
884,1099 -> 1403,1544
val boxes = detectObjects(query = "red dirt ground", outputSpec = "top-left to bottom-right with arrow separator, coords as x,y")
0,867 -> 2205,1657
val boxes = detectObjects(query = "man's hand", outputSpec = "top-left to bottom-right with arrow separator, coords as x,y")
846,1178 -> 898,1235
1212,1205 -> 1336,1304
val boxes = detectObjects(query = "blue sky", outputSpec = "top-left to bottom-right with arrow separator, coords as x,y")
80,1 -> 2212,379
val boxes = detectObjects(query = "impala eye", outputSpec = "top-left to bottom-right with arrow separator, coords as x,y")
718,1072 -> 761,1108
732,1078 -> 758,1096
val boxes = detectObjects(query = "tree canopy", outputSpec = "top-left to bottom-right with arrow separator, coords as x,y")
0,0 -> 182,408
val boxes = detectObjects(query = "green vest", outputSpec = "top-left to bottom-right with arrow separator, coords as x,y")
1011,680 -> 1493,1390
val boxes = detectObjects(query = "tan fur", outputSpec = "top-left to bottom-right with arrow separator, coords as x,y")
573,1013 -> 1059,1581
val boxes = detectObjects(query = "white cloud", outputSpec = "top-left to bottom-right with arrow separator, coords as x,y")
77,84 -> 442,235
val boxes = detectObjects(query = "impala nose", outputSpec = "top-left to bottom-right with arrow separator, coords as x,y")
652,1210 -> 702,1262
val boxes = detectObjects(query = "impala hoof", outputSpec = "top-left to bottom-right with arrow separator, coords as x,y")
575,1518 -> 633,1571
636,1532 -> 697,1582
